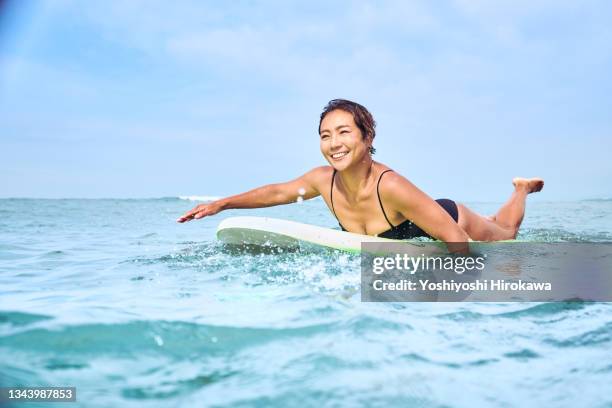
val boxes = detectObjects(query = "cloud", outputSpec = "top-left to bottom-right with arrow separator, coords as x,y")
2,1 -> 611,198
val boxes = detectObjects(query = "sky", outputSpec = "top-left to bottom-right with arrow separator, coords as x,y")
1,0 -> 611,201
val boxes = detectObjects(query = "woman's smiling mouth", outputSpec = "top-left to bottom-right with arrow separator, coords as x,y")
331,151 -> 349,160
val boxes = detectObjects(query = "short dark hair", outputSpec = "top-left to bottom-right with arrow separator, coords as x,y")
319,99 -> 377,155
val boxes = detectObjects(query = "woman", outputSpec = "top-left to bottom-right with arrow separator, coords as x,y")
177,99 -> 543,248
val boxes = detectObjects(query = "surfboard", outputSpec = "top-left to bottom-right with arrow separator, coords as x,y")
216,216 -> 436,253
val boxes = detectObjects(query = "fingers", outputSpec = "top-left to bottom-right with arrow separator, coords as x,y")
176,205 -> 201,223
177,205 -> 211,223
176,214 -> 193,223
177,212 -> 201,223
176,214 -> 191,223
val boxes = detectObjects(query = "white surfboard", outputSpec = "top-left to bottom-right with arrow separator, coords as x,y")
216,216 -> 436,253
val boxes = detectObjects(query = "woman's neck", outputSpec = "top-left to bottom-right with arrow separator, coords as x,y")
337,156 -> 375,196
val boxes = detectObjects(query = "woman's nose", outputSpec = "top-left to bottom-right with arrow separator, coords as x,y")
330,134 -> 342,148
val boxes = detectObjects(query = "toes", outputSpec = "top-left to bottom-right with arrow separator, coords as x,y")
513,177 -> 544,193
530,178 -> 544,193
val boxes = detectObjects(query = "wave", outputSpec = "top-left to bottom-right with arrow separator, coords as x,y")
178,195 -> 221,202
0,196 -> 222,202
0,316 -> 337,358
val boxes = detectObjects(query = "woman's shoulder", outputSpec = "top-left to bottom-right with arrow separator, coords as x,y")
376,162 -> 403,182
375,164 -> 416,197
305,166 -> 334,179
299,166 -> 334,189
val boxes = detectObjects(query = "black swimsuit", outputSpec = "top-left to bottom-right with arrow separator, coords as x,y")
330,169 -> 459,240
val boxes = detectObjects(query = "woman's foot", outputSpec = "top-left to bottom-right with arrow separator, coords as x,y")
512,177 -> 544,193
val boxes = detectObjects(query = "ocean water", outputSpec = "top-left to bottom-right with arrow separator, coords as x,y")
1,197 -> 611,407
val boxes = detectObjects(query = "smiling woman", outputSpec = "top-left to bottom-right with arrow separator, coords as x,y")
178,99 -> 544,248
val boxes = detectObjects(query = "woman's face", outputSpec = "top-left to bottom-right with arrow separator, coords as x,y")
319,109 -> 371,171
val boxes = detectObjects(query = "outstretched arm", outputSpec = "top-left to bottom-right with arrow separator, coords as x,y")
177,167 -> 326,223
379,172 -> 470,253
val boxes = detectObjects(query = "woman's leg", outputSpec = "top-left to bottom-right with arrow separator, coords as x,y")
456,178 -> 544,241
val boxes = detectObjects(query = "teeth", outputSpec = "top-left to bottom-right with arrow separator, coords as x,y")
332,152 -> 348,159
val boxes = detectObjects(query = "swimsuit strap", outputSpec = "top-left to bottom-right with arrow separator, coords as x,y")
377,169 -> 396,229
330,169 -> 346,230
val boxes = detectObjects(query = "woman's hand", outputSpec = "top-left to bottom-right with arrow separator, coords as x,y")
176,200 -> 224,223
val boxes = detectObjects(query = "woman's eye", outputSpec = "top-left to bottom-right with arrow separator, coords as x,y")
321,135 -> 330,140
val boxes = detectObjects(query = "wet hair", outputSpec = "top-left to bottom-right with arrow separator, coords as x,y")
319,99 -> 377,155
